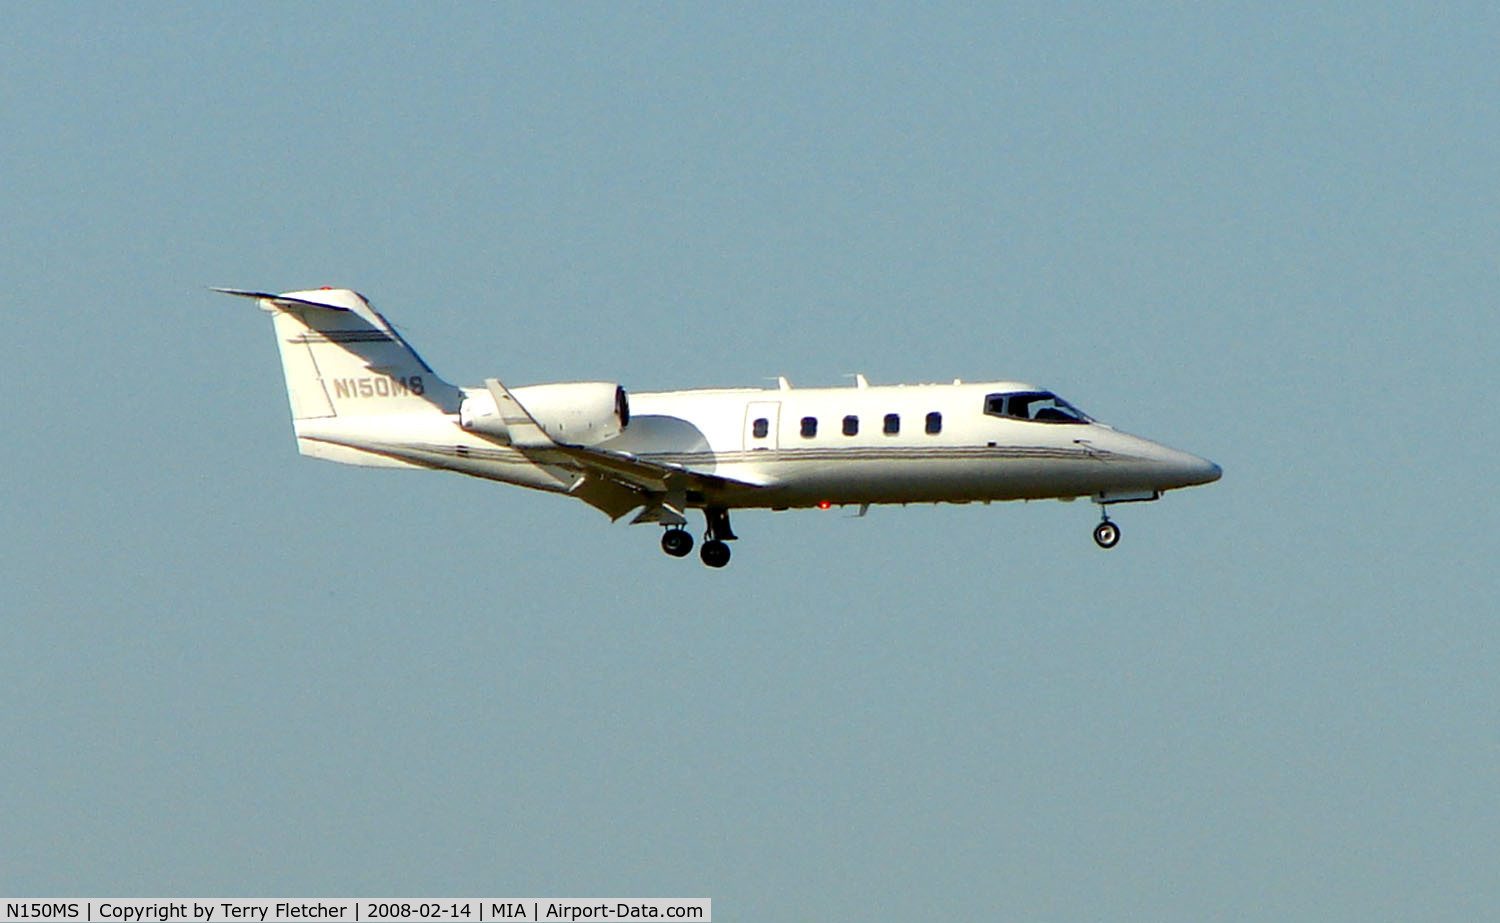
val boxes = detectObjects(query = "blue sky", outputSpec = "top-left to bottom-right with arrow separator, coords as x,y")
3,3 -> 1496,919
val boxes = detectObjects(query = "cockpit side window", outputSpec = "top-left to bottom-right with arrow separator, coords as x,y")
983,391 -> 1091,424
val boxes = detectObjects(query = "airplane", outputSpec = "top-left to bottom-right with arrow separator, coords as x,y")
219,286 -> 1221,567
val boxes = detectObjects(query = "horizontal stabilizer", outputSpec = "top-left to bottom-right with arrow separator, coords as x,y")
212,287 -> 358,311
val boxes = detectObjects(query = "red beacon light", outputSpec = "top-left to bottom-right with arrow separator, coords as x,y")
818,501 -> 832,510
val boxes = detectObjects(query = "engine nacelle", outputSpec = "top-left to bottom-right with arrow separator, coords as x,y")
459,389 -> 511,443
460,381 -> 629,446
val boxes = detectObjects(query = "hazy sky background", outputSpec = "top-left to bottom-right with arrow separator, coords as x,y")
3,3 -> 1496,919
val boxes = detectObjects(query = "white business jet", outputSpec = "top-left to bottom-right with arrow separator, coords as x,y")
220,287 -> 1221,567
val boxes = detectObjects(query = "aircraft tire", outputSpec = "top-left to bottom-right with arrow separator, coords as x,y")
1093,521 -> 1121,549
700,540 -> 731,568
661,528 -> 694,557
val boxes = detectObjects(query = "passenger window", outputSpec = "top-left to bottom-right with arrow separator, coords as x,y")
752,417 -> 769,439
800,416 -> 818,438
883,413 -> 900,435
843,415 -> 859,436
925,411 -> 942,434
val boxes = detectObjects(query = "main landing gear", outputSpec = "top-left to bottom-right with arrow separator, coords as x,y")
700,540 -> 731,568
661,507 -> 737,568
660,528 -> 694,558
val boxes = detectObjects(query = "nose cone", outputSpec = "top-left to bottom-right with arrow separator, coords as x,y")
1091,428 -> 1222,492
1110,430 -> 1221,490
1183,454 -> 1222,486
1155,445 -> 1221,488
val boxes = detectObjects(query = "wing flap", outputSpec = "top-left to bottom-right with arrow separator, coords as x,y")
553,443 -> 766,495
568,475 -> 645,522
629,502 -> 689,527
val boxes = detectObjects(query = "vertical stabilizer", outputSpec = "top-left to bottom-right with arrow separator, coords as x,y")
218,287 -> 461,419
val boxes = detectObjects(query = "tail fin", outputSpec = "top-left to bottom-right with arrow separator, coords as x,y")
218,287 -> 461,419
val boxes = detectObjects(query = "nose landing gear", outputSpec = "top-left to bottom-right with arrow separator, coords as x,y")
1093,515 -> 1121,549
1091,489 -> 1162,548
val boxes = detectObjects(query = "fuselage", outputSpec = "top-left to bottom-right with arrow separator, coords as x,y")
296,379 -> 1221,511
618,380 -> 1220,508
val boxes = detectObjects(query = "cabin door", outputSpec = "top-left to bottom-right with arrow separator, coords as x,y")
743,401 -> 781,451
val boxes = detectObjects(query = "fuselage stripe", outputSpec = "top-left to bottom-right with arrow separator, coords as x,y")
401,443 -> 1126,467
289,331 -> 396,344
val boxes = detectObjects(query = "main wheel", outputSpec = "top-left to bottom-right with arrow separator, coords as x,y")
1093,520 -> 1121,549
700,539 -> 731,568
661,528 -> 694,557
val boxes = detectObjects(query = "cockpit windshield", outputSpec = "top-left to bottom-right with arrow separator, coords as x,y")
983,391 -> 1092,424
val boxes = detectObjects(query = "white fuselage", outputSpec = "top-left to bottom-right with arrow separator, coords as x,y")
295,379 -> 1221,510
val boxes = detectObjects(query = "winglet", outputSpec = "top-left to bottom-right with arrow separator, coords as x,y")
484,379 -> 557,449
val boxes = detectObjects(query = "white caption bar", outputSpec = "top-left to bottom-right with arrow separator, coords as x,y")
0,900 -> 710,923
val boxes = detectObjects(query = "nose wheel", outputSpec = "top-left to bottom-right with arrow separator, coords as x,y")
1093,517 -> 1121,549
